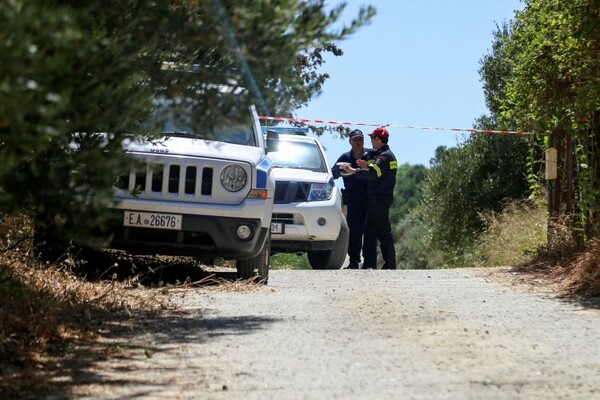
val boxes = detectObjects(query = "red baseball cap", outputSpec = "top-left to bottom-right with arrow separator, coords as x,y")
369,126 -> 389,139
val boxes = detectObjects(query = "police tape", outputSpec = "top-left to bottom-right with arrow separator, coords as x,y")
258,115 -> 540,136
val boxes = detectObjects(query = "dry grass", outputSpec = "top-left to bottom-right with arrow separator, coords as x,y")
552,242 -> 600,297
0,214 -> 263,397
512,238 -> 600,299
0,214 -> 170,396
472,199 -> 600,302
488,210 -> 600,300
474,199 -> 547,268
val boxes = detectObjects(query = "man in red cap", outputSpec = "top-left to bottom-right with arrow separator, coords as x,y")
339,126 -> 397,269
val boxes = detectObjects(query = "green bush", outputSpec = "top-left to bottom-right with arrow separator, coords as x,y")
270,253 -> 311,270
395,214 -> 430,269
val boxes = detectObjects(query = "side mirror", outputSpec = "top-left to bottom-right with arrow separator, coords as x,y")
265,130 -> 279,153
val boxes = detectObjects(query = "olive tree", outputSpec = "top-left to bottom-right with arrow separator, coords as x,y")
0,0 -> 374,249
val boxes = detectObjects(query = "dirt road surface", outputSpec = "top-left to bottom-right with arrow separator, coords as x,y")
68,268 -> 600,399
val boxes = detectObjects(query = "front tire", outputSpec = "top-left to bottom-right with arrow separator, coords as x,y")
236,235 -> 270,283
307,218 -> 349,270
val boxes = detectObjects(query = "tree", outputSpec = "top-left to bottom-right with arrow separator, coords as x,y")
499,0 -> 600,241
0,0 -> 375,248
418,130 -> 530,265
390,163 -> 428,269
0,0 -> 164,246
390,163 -> 427,227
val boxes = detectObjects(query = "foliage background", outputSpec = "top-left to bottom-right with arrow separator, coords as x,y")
0,0 -> 374,248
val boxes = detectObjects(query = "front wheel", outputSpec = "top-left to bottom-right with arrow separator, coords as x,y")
236,235 -> 270,283
307,218 -> 349,270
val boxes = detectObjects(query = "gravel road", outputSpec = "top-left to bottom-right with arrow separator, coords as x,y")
70,268 -> 600,399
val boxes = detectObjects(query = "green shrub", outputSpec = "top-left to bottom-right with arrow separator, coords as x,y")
395,215 -> 430,269
270,253 -> 311,270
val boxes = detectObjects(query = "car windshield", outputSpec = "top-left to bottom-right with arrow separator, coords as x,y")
268,139 -> 327,172
152,99 -> 257,146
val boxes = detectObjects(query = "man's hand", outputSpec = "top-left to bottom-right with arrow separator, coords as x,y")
356,159 -> 368,168
339,163 -> 355,174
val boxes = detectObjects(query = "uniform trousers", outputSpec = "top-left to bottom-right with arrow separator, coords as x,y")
362,196 -> 396,269
345,192 -> 368,265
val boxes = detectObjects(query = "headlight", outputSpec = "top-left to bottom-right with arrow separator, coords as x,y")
221,165 -> 247,192
307,182 -> 333,201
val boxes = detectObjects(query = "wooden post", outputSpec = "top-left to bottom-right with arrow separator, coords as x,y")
547,127 -> 562,251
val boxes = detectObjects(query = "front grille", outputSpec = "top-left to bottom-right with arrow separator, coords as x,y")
185,166 -> 196,194
272,213 -> 295,224
274,181 -> 311,204
116,163 -> 214,197
201,167 -> 213,195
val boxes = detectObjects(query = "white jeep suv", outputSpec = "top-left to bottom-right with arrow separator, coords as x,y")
265,128 -> 348,269
108,102 -> 278,281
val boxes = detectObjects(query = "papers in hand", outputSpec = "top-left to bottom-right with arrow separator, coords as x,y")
336,162 -> 352,177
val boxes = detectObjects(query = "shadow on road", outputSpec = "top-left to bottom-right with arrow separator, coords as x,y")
51,310 -> 281,399
15,251 -> 277,399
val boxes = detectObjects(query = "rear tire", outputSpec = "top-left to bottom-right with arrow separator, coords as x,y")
307,218 -> 349,270
236,235 -> 270,283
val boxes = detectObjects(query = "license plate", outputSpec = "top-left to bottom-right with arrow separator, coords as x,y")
124,211 -> 182,230
271,222 -> 284,234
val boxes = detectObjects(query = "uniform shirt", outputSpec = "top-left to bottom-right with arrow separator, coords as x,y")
355,144 -> 398,201
331,149 -> 374,194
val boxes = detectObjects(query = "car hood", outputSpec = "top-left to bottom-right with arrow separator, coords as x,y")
271,168 -> 332,183
125,136 -> 264,165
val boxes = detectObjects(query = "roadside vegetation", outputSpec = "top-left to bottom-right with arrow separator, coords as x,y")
271,253 -> 311,270
473,199 -> 548,269
394,0 -> 600,276
0,214 -> 172,396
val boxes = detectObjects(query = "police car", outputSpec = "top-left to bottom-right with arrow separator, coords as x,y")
264,127 -> 349,269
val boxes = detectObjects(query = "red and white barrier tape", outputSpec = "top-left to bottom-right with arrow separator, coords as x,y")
259,116 -> 540,136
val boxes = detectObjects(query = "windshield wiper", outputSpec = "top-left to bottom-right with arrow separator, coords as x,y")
163,131 -> 197,139
273,164 -> 306,169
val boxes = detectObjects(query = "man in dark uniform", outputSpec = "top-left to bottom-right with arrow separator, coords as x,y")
340,126 -> 397,269
331,129 -> 373,269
